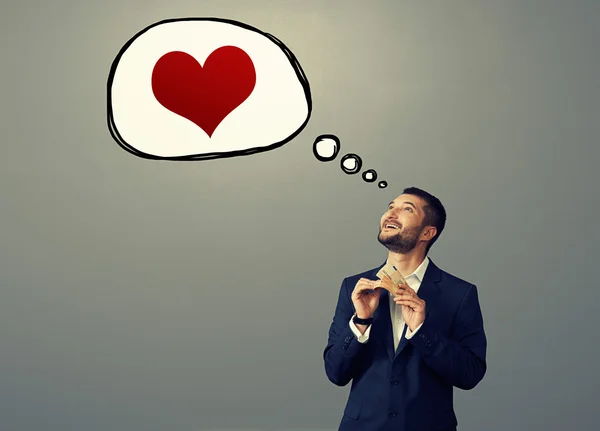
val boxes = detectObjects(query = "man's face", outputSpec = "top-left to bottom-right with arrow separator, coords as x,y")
377,194 -> 427,254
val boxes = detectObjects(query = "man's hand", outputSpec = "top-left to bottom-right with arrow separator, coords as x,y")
393,284 -> 426,331
351,278 -> 382,319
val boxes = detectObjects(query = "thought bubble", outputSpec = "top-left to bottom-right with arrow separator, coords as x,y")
312,134 -> 340,162
107,18 -> 311,160
313,135 -> 388,188
362,169 -> 377,182
341,154 -> 362,174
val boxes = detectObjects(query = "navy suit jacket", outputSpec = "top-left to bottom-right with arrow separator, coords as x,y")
323,259 -> 487,431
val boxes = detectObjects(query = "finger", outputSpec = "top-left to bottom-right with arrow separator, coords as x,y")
356,284 -> 378,294
356,279 -> 375,288
393,295 -> 419,303
394,299 -> 417,310
393,293 -> 421,303
394,298 -> 424,310
394,284 -> 416,295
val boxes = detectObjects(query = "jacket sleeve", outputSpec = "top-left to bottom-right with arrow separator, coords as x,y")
323,278 -> 370,386
408,283 -> 487,390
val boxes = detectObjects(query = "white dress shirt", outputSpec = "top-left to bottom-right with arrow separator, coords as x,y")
349,256 -> 430,348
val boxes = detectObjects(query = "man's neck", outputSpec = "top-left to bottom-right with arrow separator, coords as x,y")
386,249 -> 427,277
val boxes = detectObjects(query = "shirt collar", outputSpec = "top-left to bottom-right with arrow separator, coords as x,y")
386,256 -> 430,282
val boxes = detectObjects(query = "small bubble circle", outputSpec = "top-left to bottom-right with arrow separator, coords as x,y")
362,169 -> 377,183
378,181 -> 388,189
340,153 -> 362,174
313,134 -> 340,162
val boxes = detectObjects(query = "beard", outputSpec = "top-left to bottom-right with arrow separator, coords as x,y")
377,225 -> 421,254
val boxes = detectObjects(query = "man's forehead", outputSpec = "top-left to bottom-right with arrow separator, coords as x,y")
390,194 -> 424,207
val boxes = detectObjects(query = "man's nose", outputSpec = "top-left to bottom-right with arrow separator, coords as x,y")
385,208 -> 398,218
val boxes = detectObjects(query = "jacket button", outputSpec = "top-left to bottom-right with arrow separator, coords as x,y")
388,409 -> 397,417
390,379 -> 399,386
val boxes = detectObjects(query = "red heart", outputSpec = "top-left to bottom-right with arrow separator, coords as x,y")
151,46 -> 256,137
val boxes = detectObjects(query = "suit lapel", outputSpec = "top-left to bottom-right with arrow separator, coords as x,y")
393,259 -> 442,358
378,288 -> 396,362
367,261 -> 396,361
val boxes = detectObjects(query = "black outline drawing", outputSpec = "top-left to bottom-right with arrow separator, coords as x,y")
362,169 -> 377,183
107,17 -> 312,161
340,153 -> 362,175
313,135 -> 387,188
312,134 -> 340,162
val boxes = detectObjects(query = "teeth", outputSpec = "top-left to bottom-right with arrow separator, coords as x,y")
386,224 -> 398,229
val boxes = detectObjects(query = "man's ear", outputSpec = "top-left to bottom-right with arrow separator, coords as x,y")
422,226 -> 437,241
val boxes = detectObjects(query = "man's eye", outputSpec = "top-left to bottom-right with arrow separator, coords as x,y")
405,207 -> 413,212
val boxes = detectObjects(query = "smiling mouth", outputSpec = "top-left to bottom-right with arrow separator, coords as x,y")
383,224 -> 400,230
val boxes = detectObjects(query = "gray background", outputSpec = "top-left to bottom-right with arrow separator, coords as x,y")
1,0 -> 599,430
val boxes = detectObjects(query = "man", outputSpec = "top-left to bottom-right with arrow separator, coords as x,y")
323,186 -> 487,431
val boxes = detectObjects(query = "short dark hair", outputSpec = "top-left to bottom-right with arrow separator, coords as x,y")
402,186 -> 446,254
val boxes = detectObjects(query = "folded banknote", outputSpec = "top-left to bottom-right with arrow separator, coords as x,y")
375,263 -> 407,294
